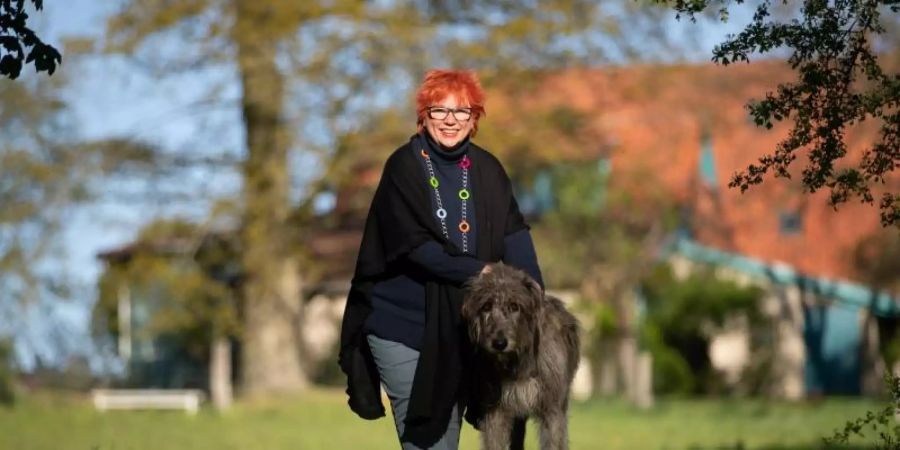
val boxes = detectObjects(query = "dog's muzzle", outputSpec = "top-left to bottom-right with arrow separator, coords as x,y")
490,336 -> 508,352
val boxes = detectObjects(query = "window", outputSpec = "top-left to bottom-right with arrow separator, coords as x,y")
778,210 -> 803,235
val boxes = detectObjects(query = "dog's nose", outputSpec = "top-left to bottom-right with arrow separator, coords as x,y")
491,337 -> 508,351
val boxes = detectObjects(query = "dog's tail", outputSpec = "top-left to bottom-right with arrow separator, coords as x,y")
510,417 -> 526,450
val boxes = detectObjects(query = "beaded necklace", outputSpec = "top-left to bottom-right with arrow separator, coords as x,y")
419,147 -> 472,254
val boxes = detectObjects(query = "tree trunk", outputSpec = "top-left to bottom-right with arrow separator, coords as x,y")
581,267 -> 617,397
235,2 -> 308,394
633,351 -> 654,409
613,287 -> 639,402
590,337 -> 618,397
210,336 -> 233,411
616,332 -> 638,399
582,221 -> 664,401
860,311 -> 883,397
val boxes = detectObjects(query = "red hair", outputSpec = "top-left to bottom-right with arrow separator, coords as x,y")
415,69 -> 486,136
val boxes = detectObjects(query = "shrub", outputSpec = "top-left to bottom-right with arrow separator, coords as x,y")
0,339 -> 15,406
825,371 -> 900,449
639,263 -> 766,395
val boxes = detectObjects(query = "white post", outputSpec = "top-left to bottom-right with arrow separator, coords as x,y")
117,285 -> 132,361
210,336 -> 233,411
634,351 -> 654,409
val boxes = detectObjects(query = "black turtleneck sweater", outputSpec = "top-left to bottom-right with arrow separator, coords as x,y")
364,132 -> 543,350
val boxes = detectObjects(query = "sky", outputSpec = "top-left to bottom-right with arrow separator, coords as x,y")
9,0 -> 756,369
10,0 -> 246,368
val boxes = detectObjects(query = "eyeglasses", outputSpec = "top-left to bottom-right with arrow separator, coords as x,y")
427,106 -> 473,122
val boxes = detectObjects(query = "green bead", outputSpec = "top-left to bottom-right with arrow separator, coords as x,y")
458,189 -> 470,200
429,177 -> 439,188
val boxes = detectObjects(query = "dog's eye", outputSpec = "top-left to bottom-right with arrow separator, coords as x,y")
509,303 -> 520,313
480,301 -> 493,313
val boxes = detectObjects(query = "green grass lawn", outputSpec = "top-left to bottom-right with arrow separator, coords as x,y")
0,389 -> 883,450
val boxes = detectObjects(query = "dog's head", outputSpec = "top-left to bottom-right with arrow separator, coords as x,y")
462,263 -> 543,357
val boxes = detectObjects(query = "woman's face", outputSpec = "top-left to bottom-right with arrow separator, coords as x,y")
424,94 -> 475,149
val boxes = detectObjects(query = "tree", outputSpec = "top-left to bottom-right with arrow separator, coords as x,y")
527,157 -> 675,403
0,76 -> 89,364
0,0 -> 60,79
100,0 -> 677,395
656,0 -> 900,227
0,59 -> 155,369
103,1 -> 383,393
855,229 -> 900,293
854,229 -> 900,383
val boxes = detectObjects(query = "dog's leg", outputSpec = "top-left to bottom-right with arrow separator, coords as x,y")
481,410 -> 514,450
538,408 -> 569,450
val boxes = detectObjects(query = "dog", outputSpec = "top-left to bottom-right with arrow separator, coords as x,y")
462,263 -> 580,450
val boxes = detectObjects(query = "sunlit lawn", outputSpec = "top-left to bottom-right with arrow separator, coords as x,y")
0,388 -> 882,450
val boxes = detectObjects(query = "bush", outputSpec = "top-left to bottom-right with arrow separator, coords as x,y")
825,371 -> 900,449
640,321 -> 695,394
311,338 -> 345,387
639,263 -> 766,395
0,339 -> 15,406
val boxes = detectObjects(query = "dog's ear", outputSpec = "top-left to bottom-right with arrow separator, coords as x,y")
521,274 -> 543,309
461,289 -> 481,321
461,297 -> 474,321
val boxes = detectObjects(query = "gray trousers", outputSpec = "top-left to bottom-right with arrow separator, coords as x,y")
367,334 -> 462,450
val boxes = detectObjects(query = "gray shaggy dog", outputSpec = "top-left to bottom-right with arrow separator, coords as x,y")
462,263 -> 580,450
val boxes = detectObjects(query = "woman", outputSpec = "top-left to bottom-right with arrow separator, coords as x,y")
339,69 -> 543,450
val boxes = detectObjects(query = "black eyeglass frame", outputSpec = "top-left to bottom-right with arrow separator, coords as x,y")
427,106 -> 473,122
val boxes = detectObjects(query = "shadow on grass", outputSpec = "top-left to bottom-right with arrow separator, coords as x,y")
689,444 -> 878,450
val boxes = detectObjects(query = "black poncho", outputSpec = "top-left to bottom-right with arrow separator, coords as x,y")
338,135 -> 528,447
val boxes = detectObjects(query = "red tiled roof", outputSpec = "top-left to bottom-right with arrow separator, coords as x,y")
521,61 -> 892,283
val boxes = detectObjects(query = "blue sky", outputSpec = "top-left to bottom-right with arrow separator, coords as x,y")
12,0 -> 755,369
10,0 -> 246,368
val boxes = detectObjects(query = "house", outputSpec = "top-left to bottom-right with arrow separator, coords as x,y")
499,61 -> 898,397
